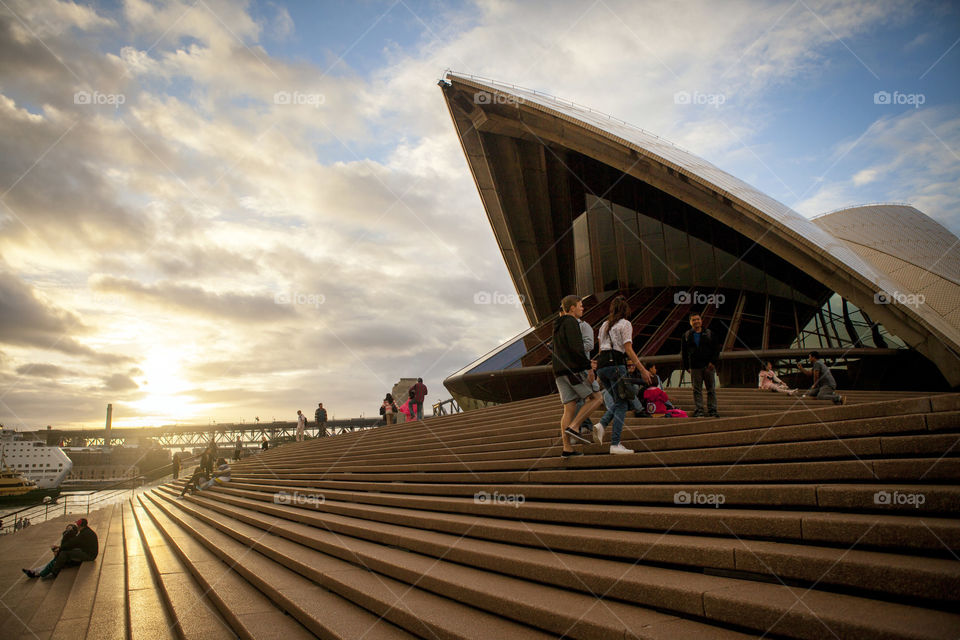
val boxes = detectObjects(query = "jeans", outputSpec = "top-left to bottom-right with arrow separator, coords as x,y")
809,382 -> 841,402
38,548 -> 93,577
691,367 -> 717,413
602,387 -> 645,413
415,402 -> 424,420
597,365 -> 628,445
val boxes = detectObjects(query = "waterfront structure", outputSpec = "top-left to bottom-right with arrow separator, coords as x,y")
438,73 -> 960,405
0,428 -> 72,490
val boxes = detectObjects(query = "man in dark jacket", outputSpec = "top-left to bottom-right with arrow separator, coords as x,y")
408,379 -> 428,420
552,295 -> 605,458
315,403 -> 328,436
681,312 -> 720,417
29,519 -> 98,579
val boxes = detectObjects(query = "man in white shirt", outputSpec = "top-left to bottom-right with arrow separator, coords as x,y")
296,410 -> 306,441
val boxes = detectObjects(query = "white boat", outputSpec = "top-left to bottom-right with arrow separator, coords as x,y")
0,428 -> 73,490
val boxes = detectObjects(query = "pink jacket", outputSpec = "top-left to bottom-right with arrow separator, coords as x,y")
643,387 -> 671,414
758,370 -> 785,390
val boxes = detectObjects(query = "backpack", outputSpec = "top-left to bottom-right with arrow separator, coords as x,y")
643,387 -> 671,414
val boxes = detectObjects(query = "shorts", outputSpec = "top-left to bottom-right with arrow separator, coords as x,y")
556,372 -> 593,404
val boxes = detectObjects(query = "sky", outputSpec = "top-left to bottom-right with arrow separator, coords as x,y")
0,0 -> 958,430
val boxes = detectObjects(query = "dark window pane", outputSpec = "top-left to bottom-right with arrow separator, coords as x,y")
663,223 -> 690,283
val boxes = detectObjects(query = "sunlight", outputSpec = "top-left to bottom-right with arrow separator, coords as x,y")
128,348 -> 197,423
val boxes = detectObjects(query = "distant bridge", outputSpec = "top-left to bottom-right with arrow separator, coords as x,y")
46,417 -> 382,449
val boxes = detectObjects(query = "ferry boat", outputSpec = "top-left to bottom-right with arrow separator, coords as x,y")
0,428 -> 73,491
0,461 -> 60,505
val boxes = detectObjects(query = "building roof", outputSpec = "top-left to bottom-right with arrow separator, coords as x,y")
815,204 -> 960,335
440,72 -> 960,383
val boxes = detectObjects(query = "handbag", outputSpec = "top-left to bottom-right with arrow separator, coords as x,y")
615,378 -> 636,401
596,349 -> 626,368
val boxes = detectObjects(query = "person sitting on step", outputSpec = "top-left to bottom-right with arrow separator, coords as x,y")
23,519 -> 98,580
758,361 -> 796,395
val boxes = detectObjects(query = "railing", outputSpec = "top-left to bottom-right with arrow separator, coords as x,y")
0,453 -> 201,535
432,398 -> 462,416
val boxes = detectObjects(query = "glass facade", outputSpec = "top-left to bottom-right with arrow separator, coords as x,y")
575,194 -> 820,305
791,294 -> 906,351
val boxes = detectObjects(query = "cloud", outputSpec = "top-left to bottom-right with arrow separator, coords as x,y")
100,372 -> 139,392
14,363 -> 79,378
794,107 -> 960,230
0,268 -> 105,359
90,275 -> 296,322
0,0 -> 954,429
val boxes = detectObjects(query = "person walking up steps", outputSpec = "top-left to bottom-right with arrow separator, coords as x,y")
409,378 -> 428,420
381,393 -> 398,425
552,295 -> 606,459
681,312 -> 721,417
592,295 -> 652,454
315,403 -> 327,437
575,314 -> 600,438
296,409 -> 306,441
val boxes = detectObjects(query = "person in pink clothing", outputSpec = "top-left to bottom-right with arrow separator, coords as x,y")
758,361 -> 796,394
398,398 -> 414,421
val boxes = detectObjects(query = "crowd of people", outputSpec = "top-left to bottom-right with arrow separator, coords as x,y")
552,293 -> 847,458
381,378 -> 428,424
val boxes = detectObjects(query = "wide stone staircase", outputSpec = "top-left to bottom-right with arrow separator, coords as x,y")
2,388 -> 958,639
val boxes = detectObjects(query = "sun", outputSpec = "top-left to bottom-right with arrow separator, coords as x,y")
128,348 -> 197,423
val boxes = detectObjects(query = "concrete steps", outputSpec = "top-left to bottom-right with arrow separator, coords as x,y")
168,390 -> 958,638
149,483 -> 960,639
151,483 -> 960,604
2,389 -> 957,638
129,497 -> 235,639
145,487 -> 754,640
122,502 -> 176,640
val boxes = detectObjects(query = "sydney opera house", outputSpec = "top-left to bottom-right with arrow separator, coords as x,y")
439,73 -> 960,406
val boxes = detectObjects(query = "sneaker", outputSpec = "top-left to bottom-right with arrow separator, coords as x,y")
21,569 -> 36,579
593,423 -> 605,445
560,450 -> 583,459
609,443 -> 634,455
834,395 -> 846,405
564,427 -> 591,445
707,410 -> 720,418
692,409 -> 705,418
41,572 -> 57,580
